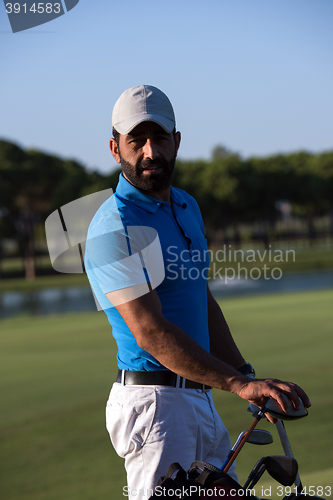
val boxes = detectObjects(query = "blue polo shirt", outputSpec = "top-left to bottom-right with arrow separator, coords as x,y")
85,174 -> 210,371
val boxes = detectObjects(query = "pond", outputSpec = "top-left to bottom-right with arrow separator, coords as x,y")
1,269 -> 333,320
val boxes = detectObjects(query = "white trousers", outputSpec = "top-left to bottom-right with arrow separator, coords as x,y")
106,383 -> 238,499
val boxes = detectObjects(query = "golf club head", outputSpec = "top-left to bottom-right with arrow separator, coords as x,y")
245,455 -> 298,489
247,429 -> 273,445
265,455 -> 298,486
233,429 -> 273,451
244,459 -> 267,489
265,396 -> 308,421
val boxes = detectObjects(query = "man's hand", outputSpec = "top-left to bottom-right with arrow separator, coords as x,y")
237,378 -> 311,424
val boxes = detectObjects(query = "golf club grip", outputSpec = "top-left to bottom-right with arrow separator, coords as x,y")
220,449 -> 235,470
276,420 -> 302,488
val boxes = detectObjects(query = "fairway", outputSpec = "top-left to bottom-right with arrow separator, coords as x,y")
1,289 -> 332,499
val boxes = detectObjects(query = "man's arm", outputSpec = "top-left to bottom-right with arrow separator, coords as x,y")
106,287 -> 311,412
207,284 -> 246,370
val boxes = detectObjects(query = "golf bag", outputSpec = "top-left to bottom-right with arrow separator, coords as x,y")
149,461 -> 247,499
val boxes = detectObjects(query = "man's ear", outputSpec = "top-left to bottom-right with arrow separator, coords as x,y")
174,131 -> 181,155
110,138 -> 121,164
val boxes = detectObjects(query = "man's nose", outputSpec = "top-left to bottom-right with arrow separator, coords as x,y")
142,138 -> 157,159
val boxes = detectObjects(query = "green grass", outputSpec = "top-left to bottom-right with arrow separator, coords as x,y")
1,290 -> 332,499
213,290 -> 333,494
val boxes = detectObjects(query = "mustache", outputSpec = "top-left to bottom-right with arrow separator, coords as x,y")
138,158 -> 169,170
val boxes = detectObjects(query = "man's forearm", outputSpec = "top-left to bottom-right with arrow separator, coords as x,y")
108,287 -> 311,414
108,287 -> 248,393
137,313 -> 249,394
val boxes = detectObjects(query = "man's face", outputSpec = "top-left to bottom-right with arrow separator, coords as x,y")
111,122 -> 181,193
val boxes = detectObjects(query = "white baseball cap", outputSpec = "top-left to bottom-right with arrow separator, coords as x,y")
112,85 -> 176,135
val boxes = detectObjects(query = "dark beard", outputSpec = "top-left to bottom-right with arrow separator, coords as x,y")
120,153 -> 177,193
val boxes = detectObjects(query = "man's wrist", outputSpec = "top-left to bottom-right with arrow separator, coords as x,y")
237,362 -> 256,377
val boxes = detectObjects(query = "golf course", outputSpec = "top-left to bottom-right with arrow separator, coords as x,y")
1,288 -> 332,499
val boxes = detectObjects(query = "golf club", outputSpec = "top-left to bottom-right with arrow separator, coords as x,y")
276,420 -> 303,491
223,404 -> 269,473
248,395 -> 308,492
244,455 -> 298,489
265,396 -> 308,421
248,396 -> 308,422
220,429 -> 273,470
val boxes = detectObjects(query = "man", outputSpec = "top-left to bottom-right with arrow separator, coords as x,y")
85,85 -> 310,498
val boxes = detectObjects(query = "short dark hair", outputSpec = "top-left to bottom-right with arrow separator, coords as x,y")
112,127 -> 120,146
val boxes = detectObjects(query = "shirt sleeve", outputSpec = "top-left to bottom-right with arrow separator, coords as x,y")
84,195 -> 165,309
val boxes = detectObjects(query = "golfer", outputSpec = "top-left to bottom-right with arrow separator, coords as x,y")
84,85 -> 311,499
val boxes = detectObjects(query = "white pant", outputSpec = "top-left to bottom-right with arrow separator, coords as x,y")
106,383 -> 238,499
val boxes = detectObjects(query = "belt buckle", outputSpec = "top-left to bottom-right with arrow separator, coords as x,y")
202,384 -> 210,393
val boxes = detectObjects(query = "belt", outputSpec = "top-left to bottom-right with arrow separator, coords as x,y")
116,369 -> 212,392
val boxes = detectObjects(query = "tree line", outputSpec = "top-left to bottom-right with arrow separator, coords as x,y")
0,139 -> 332,278
173,147 -> 333,241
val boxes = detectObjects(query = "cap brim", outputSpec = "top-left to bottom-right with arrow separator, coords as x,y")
114,113 -> 175,135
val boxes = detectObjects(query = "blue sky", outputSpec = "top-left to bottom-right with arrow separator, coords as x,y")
1,0 -> 333,173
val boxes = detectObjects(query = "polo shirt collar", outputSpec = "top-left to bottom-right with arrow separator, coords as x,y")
115,173 -> 187,213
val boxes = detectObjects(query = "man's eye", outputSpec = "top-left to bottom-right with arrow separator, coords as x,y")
130,138 -> 144,144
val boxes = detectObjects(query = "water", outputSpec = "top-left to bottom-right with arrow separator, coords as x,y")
0,286 -> 96,320
209,269 -> 333,298
1,270 -> 333,320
